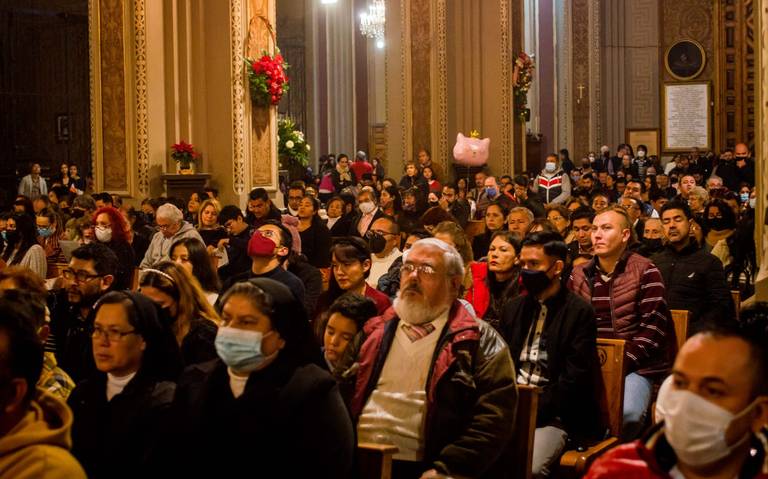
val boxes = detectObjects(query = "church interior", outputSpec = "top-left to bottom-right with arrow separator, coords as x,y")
2,1 -> 768,478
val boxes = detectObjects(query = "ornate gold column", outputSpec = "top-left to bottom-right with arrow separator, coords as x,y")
244,0 -> 278,192
89,0 -> 146,196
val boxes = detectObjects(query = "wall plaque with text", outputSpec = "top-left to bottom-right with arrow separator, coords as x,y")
663,83 -> 711,151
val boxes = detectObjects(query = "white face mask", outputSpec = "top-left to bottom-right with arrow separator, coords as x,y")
658,386 -> 756,467
545,162 -> 557,173
359,201 -> 376,215
749,198 -> 756,209
95,226 -> 113,243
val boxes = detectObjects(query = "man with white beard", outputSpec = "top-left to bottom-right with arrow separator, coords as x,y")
337,238 -> 518,479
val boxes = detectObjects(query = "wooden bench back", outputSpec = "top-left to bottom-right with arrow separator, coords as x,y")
508,384 -> 539,479
670,309 -> 690,350
732,290 -> 741,321
596,338 -> 626,437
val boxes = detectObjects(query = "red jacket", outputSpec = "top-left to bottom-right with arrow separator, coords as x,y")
363,284 -> 391,315
464,262 -> 491,318
586,426 -> 768,479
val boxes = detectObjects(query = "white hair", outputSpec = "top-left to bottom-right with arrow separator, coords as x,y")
689,186 -> 709,202
509,206 -> 534,223
402,238 -> 465,278
156,203 -> 183,223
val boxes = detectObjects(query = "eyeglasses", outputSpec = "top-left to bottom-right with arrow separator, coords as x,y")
62,268 -> 102,283
157,223 -> 174,231
258,229 -> 278,238
91,326 -> 138,342
400,263 -> 437,277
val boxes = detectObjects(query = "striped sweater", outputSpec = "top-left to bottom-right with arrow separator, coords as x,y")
567,251 -> 675,379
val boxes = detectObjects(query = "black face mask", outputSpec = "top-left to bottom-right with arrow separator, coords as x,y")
70,209 -> 85,219
520,266 -> 554,296
4,231 -> 19,247
366,231 -> 387,255
708,217 -> 731,231
428,201 -> 439,208
642,238 -> 664,252
160,306 -> 177,325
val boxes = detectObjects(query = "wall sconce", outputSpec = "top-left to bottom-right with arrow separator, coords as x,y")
576,84 -> 586,104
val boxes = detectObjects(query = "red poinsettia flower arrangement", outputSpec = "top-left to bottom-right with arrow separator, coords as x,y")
170,140 -> 199,169
246,52 -> 290,107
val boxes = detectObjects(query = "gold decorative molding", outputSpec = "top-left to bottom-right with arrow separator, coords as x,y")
89,0 -> 136,195
230,0 -> 247,194
400,0 -> 412,167
499,0 -> 512,172
589,0 -> 601,148
435,0 -> 448,170
134,0 -> 149,195
247,0 -> 276,187
88,0 -> 99,181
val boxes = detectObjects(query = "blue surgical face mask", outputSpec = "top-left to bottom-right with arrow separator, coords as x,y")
37,227 -> 53,238
485,187 -> 498,197
214,326 -> 277,374
740,192 -> 750,203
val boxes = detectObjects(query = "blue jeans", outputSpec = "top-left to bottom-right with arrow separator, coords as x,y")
622,372 -> 652,440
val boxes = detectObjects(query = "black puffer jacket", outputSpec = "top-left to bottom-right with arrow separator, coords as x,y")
651,242 -> 735,332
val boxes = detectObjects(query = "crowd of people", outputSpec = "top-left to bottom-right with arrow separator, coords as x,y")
0,144 -> 766,479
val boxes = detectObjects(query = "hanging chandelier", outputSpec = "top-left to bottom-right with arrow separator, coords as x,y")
359,0 -> 386,42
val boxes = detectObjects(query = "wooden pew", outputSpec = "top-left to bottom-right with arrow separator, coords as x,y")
131,268 -> 140,291
558,338 -> 626,478
507,384 -> 539,479
732,290 -> 741,321
670,309 -> 690,350
357,443 -> 398,479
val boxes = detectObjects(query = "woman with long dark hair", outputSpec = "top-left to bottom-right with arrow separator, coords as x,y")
471,201 -> 509,260
2,214 -> 46,277
297,196 -> 332,269
467,230 -> 523,329
92,206 -> 135,290
139,261 -> 220,366
170,237 -> 222,305
379,184 -> 402,218
169,279 -> 354,477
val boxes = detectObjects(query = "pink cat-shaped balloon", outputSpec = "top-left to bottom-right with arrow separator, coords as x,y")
452,132 -> 490,167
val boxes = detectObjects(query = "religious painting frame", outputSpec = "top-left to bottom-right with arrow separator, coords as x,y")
625,129 -> 660,158
662,82 -> 712,152
664,39 -> 706,81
